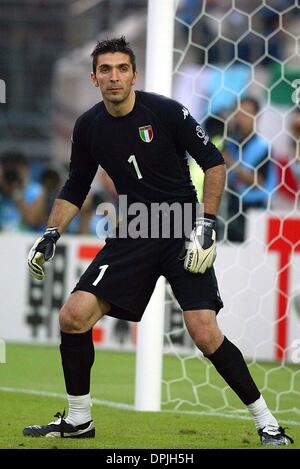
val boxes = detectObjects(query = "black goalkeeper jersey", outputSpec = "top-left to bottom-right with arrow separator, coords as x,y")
59,90 -> 224,208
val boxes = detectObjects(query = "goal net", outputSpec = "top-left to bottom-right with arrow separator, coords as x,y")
160,0 -> 300,425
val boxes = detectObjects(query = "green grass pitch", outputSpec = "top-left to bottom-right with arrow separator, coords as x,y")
0,343 -> 299,449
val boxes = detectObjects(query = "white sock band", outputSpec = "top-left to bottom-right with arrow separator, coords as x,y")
247,395 -> 278,430
65,393 -> 92,426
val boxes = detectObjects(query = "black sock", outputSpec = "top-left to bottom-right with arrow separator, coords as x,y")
60,330 -> 95,396
205,336 -> 260,405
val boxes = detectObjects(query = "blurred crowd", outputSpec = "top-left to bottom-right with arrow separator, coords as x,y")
0,152 -> 118,237
190,104 -> 300,242
1,103 -> 299,241
1,0 -> 299,242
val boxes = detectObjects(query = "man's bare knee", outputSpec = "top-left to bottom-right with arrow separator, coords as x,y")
59,304 -> 83,332
59,291 -> 110,333
183,309 -> 223,355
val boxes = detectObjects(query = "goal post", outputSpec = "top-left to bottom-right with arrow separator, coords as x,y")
134,0 -> 175,412
144,0 -> 175,96
135,276 -> 166,411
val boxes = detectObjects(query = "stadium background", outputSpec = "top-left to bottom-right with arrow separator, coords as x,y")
0,0 -> 300,449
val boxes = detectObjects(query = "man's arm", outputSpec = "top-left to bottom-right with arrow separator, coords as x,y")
47,198 -> 80,234
202,164 -> 226,216
182,164 -> 225,274
27,112 -> 98,280
27,198 -> 79,280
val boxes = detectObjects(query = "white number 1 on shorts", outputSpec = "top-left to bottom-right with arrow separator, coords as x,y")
92,264 -> 109,286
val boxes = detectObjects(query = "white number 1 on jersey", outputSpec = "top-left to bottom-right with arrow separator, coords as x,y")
92,264 -> 109,286
128,154 -> 143,179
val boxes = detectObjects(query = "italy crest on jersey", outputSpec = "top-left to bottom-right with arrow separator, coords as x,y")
139,125 -> 153,143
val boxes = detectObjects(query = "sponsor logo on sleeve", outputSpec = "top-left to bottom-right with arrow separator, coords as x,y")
196,125 -> 209,145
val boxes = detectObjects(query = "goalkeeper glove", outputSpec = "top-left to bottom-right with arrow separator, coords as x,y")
183,217 -> 216,274
27,227 -> 60,280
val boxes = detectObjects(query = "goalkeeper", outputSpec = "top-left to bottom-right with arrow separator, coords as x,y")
24,37 -> 292,446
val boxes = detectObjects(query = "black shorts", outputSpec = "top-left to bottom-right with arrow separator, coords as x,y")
73,236 -> 224,322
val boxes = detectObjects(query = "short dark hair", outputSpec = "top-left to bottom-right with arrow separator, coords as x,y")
91,36 -> 136,74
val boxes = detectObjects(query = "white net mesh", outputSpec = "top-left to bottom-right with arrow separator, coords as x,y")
161,0 -> 300,425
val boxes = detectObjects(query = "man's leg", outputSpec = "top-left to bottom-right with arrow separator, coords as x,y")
183,309 -> 293,446
23,291 -> 110,438
59,291 -> 110,427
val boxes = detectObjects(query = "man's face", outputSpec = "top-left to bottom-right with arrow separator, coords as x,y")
91,52 -> 136,104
